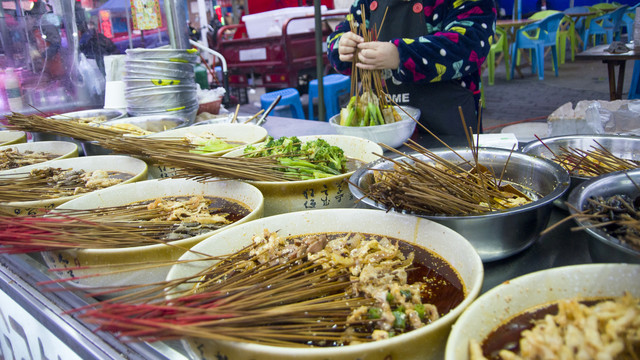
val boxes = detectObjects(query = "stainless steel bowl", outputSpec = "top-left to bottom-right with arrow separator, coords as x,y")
349,148 -> 571,262
125,60 -> 195,79
521,135 -> 640,209
81,115 -> 189,156
33,109 -> 128,154
567,169 -> 640,264
125,48 -> 199,63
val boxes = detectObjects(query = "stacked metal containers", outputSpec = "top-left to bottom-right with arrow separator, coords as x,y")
123,48 -> 200,124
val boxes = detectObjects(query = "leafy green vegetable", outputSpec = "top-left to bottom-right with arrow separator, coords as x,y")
392,310 -> 407,329
368,307 -> 382,319
414,303 -> 426,320
243,136 -> 347,179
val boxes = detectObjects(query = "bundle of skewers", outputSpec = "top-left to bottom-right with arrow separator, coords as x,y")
5,112 -> 298,182
0,167 -> 128,202
71,241 -> 375,346
351,122 -> 532,216
0,194 -> 242,253
537,138 -> 640,177
339,7 -> 401,127
5,113 -> 138,142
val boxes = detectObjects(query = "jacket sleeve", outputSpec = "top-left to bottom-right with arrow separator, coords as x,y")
392,0 -> 496,84
326,0 -> 371,75
327,0 -> 496,84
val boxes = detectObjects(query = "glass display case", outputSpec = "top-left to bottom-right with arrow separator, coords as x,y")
0,0 -> 108,118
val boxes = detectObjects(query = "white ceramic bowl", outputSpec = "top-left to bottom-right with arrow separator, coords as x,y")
42,178 -> 264,289
167,208 -> 484,360
0,155 -> 148,216
224,135 -> 383,216
0,141 -> 79,173
328,106 -> 420,148
0,130 -> 27,145
445,263 -> 640,360
145,123 -> 269,178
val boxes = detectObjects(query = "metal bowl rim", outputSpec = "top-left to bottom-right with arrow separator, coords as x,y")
521,134 -> 640,177
350,147 -> 571,220
567,168 -> 640,258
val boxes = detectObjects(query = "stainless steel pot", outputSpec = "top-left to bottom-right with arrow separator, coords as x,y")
349,147 -> 570,262
567,168 -> 640,264
521,134 -> 640,209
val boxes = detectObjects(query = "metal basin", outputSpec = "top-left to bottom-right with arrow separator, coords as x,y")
33,109 -> 128,155
567,168 -> 640,264
81,115 -> 189,156
521,135 -> 640,209
349,148 -> 570,262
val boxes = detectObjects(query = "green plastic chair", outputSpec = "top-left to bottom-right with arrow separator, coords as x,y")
528,10 -> 572,66
487,27 -> 510,86
590,2 -> 621,14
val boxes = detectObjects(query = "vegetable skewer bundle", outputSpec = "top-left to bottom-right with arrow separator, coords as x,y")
340,91 -> 401,127
339,6 -> 403,128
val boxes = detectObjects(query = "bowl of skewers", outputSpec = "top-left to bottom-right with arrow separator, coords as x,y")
329,93 -> 420,148
37,178 -> 265,289
567,168 -> 640,264
223,134 -> 383,216
0,141 -> 79,172
31,108 -> 128,144
144,123 -> 268,178
349,145 -> 570,262
81,115 -> 190,156
521,135 -> 640,209
75,208 -> 483,360
445,263 -> 640,360
0,155 -> 148,216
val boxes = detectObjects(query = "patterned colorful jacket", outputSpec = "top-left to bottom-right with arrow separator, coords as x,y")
327,0 -> 496,98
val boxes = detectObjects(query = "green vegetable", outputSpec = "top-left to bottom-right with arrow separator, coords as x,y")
400,289 -> 412,300
414,303 -> 426,320
374,103 -> 385,126
190,138 -> 237,154
243,136 -> 347,179
386,292 -> 394,302
368,307 -> 382,319
392,310 -> 407,329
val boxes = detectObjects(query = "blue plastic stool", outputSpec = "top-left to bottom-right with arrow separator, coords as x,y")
629,60 -> 640,100
260,88 -> 305,119
308,74 -> 351,121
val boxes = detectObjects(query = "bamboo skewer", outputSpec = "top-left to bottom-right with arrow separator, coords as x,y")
66,243 -> 377,346
352,139 -> 530,216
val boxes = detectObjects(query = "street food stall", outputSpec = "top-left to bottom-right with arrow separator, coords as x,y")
0,1 -> 638,359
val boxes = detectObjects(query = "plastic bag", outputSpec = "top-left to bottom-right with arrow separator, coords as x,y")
77,53 -> 106,97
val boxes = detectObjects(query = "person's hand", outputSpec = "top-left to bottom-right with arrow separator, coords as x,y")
356,41 -> 400,70
338,31 -> 363,62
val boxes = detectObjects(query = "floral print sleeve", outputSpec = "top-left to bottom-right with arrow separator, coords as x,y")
327,0 -> 496,92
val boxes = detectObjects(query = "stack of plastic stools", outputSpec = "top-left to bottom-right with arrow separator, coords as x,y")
308,74 -> 351,121
260,88 -> 305,119
629,60 -> 640,100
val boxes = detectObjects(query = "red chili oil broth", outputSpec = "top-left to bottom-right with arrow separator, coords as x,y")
130,195 -> 252,223
288,232 -> 467,318
480,298 -> 608,359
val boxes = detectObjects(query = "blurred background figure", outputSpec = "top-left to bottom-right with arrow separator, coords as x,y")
79,21 -> 118,76
26,0 -> 63,78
